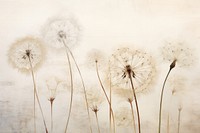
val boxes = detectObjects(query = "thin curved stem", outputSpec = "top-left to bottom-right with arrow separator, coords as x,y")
128,100 -> 137,133
64,49 -> 74,133
95,112 -> 101,133
177,109 -> 182,133
34,85 -> 36,133
28,57 -> 48,133
129,74 -> 141,133
167,96 -> 172,133
64,43 -> 93,133
95,62 -> 116,133
158,68 -> 172,133
109,65 -> 112,133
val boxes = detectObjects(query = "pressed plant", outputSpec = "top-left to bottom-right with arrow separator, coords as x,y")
114,89 -> 137,133
87,49 -> 116,133
46,77 -> 62,133
86,87 -> 104,133
8,37 -> 48,133
110,47 -> 155,133
158,42 -> 194,133
42,16 -> 93,133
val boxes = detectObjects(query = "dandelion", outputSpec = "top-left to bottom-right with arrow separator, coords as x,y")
94,54 -> 116,133
42,16 -> 80,49
158,41 -> 194,133
8,37 -> 44,73
46,77 -> 63,133
161,41 -> 194,67
86,87 -> 104,133
86,49 -> 114,133
110,47 -> 155,133
166,75 -> 186,133
8,37 -> 48,133
115,107 -> 133,127
114,88 -> 137,133
86,49 -> 107,69
42,16 -> 92,133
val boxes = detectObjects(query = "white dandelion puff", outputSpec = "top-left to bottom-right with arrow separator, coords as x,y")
8,37 -> 45,73
115,107 -> 133,127
110,47 -> 156,92
86,87 -> 104,110
86,49 -> 107,69
161,41 -> 195,68
42,16 -> 81,49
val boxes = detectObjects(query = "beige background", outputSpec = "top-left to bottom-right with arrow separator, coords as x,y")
0,0 -> 200,132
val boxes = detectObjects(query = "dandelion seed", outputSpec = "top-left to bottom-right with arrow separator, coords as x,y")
8,37 -> 45,73
42,16 -> 80,49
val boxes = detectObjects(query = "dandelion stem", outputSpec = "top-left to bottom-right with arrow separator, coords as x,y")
34,85 -> 36,133
177,108 -> 182,133
95,62 -> 116,133
50,100 -> 54,133
28,57 -> 48,133
94,111 -> 101,133
63,47 -> 74,133
167,113 -> 170,133
158,62 -> 175,133
63,41 -> 93,133
128,74 -> 141,133
128,99 -> 137,133
109,65 -> 112,133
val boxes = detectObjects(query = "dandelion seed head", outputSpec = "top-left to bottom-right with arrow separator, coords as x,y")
8,37 -> 45,73
114,88 -> 134,102
110,47 -> 156,92
86,49 -> 107,69
42,16 -> 81,49
115,107 -> 132,127
167,75 -> 186,96
161,41 -> 195,67
46,76 -> 63,101
86,87 -> 104,111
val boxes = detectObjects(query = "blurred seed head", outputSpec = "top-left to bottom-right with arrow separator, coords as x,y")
86,49 -> 107,69
86,87 -> 104,112
115,107 -> 132,127
42,16 -> 81,49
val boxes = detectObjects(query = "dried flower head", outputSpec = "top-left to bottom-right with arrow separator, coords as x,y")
46,76 -> 63,102
8,37 -> 45,73
167,75 -> 186,96
42,16 -> 80,49
161,41 -> 195,67
86,87 -> 104,112
110,47 -> 155,92
114,88 -> 134,103
86,49 -> 107,69
115,107 -> 132,127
